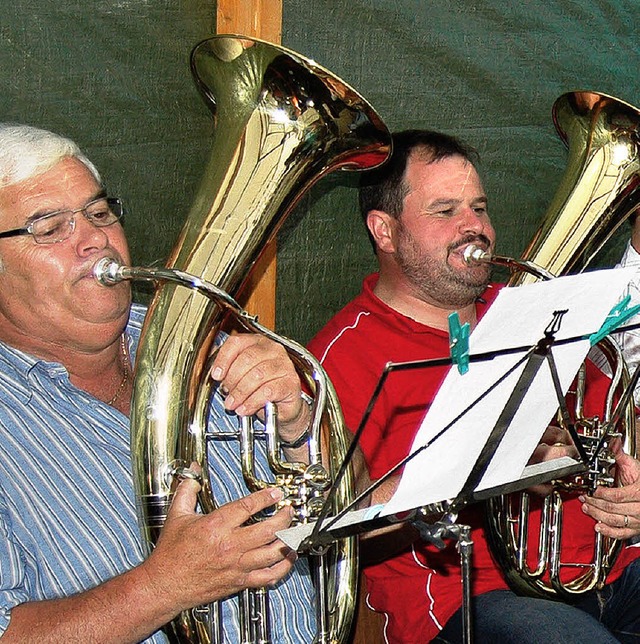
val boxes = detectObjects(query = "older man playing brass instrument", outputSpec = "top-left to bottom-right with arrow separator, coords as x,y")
0,123 -> 317,643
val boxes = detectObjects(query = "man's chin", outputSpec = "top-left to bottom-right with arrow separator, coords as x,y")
464,263 -> 492,286
453,272 -> 491,301
76,283 -> 131,319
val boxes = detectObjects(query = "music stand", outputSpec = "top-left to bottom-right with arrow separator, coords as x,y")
278,266 -> 639,644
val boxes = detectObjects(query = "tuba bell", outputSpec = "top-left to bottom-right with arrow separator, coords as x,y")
479,91 -> 640,599
96,35 -> 391,642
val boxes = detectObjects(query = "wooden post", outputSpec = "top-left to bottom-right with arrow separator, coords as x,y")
217,0 -> 282,41
215,0 -> 282,328
215,4 -> 385,643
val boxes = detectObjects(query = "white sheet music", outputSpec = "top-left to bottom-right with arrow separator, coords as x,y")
381,267 -> 636,517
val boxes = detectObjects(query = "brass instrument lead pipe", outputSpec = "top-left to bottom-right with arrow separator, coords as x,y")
463,244 -> 555,281
94,256 -> 328,459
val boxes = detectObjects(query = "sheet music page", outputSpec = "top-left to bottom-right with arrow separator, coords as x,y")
381,267 -> 636,517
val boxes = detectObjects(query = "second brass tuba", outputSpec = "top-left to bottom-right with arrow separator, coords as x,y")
483,91 -> 640,599
97,35 -> 391,642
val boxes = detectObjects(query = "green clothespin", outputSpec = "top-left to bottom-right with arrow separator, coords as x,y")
448,312 -> 470,374
589,295 -> 640,346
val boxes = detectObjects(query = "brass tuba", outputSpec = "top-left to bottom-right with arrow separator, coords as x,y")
481,91 -> 640,599
96,35 -> 390,642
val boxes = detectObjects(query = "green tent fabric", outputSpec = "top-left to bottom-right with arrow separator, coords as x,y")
1,0 -> 638,345
279,0 -> 640,342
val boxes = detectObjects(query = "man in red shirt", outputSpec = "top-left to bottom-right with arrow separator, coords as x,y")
308,130 -> 640,643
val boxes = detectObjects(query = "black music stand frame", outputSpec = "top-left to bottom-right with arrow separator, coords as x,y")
298,310 -> 605,644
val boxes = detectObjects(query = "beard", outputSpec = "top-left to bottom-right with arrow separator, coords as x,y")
395,228 -> 492,308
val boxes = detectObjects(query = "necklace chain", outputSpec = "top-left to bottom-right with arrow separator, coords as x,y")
107,335 -> 130,406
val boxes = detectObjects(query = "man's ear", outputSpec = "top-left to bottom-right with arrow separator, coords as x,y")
367,210 -> 397,254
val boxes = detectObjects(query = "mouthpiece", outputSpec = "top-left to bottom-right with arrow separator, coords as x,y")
461,247 -> 556,281
93,257 -> 125,285
463,245 -> 490,264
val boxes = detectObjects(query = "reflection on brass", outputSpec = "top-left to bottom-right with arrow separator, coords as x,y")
514,91 -> 640,283
485,91 -> 640,599
125,35 -> 390,642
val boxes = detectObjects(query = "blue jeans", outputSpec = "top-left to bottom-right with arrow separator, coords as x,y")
433,558 -> 640,643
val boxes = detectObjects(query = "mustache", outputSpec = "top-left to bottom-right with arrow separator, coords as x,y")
449,234 -> 492,253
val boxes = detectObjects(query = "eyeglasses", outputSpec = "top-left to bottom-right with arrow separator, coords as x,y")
0,197 -> 124,245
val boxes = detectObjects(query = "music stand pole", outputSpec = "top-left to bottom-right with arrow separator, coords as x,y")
459,524 -> 473,644
412,516 -> 474,644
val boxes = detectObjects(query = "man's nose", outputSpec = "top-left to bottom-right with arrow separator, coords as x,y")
73,214 -> 109,252
458,207 -> 484,233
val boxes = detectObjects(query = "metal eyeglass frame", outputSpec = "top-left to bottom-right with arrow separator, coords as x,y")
0,196 -> 124,244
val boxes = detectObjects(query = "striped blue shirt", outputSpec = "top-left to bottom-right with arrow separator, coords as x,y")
0,303 -> 316,642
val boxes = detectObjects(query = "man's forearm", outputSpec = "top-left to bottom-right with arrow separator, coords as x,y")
2,562 -> 176,644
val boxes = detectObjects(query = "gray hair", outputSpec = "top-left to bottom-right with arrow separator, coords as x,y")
0,124 -> 101,189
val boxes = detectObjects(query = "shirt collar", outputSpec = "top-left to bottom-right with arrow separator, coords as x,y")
361,272 -> 499,334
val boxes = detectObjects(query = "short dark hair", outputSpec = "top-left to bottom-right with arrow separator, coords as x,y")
359,129 -> 479,251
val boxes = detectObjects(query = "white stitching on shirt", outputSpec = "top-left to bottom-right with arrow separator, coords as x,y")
317,311 -> 371,364
412,543 -> 443,630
